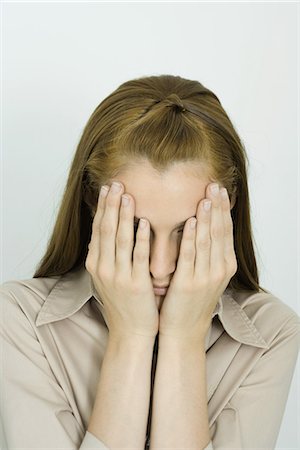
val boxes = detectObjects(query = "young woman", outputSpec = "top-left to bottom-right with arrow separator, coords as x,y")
1,74 -> 299,450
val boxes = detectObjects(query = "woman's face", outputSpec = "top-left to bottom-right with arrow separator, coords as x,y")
110,159 -> 221,310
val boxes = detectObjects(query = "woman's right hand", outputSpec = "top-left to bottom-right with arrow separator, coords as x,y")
85,181 -> 158,340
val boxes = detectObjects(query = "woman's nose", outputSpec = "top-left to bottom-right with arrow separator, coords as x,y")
149,238 -> 178,281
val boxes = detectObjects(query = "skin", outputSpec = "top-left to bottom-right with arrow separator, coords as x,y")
109,160 -> 236,316
88,158 -> 237,340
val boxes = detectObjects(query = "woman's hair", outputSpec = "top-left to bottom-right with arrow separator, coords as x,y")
33,74 -> 268,293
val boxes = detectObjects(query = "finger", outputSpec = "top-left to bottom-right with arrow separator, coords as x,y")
87,185 -> 109,265
132,218 -> 151,281
115,194 -> 135,277
174,217 -> 197,281
194,198 -> 211,279
220,187 -> 237,272
208,184 -> 225,277
99,182 -> 124,272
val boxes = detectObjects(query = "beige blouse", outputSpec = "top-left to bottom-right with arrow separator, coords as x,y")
0,265 -> 299,449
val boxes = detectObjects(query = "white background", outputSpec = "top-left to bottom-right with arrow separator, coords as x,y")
1,1 -> 299,448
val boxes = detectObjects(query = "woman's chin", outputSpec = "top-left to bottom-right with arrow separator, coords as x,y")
155,294 -> 165,311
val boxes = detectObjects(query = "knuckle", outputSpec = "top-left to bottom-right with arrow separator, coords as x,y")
93,202 -> 104,219
224,221 -> 233,236
172,279 -> 188,294
91,218 -> 100,234
107,191 -> 122,207
180,281 -> 196,296
96,265 -> 110,282
197,278 -> 209,290
212,269 -> 226,283
131,280 -> 144,295
97,200 -> 106,212
100,221 -> 113,235
211,226 -> 223,240
105,192 -> 117,205
119,211 -> 131,225
197,235 -> 211,250
182,247 -> 195,261
114,273 -> 127,288
136,231 -> 149,243
116,233 -> 130,248
133,247 -> 148,263
229,259 -> 238,275
85,258 -> 94,274
200,208 -> 210,222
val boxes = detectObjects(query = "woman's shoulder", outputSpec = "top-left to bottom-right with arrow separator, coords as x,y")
230,290 -> 300,321
228,288 -> 300,345
1,274 -> 60,302
231,288 -> 299,316
0,274 -> 61,328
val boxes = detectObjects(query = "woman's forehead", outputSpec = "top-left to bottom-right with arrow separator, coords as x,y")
111,161 -> 213,227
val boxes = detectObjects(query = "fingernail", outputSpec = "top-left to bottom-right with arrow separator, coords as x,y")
111,182 -> 122,193
190,218 -> 197,229
220,188 -> 227,199
139,219 -> 147,229
121,195 -> 130,206
211,183 -> 219,195
100,186 -> 109,197
203,200 -> 212,211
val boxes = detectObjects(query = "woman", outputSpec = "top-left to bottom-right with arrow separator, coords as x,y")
1,74 -> 299,450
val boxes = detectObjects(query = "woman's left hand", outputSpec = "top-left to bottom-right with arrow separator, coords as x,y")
158,183 -> 238,343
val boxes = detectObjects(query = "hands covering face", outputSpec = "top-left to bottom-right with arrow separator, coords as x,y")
86,181 -> 237,343
158,183 -> 237,343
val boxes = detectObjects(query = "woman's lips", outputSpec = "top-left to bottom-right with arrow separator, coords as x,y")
153,287 -> 168,295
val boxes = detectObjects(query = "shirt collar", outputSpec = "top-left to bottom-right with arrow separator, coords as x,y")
35,266 -> 269,349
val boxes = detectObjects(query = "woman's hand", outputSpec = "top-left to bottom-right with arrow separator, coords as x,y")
158,183 -> 238,343
85,182 -> 159,340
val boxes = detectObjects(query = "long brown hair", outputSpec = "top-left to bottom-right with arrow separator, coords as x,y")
33,74 -> 268,293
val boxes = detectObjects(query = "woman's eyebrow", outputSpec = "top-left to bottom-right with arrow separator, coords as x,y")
134,215 -> 188,230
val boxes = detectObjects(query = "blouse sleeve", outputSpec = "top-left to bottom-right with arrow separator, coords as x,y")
0,286 -> 110,449
209,313 -> 300,449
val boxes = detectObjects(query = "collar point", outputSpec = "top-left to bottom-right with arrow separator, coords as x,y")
35,312 -> 48,327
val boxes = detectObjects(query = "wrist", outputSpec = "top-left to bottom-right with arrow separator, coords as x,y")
108,332 -> 156,352
158,326 -> 210,351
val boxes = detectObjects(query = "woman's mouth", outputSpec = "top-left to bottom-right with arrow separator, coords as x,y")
153,287 -> 168,295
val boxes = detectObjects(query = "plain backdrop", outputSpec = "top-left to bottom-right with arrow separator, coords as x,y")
1,1 -> 299,448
